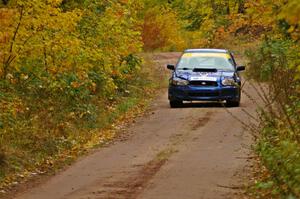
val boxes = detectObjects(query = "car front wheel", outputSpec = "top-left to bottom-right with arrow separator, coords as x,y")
169,100 -> 183,108
226,99 -> 240,107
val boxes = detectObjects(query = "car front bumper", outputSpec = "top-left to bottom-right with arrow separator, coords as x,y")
168,85 -> 240,101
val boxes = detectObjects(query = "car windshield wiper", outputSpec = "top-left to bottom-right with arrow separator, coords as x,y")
178,67 -> 192,70
193,68 -> 218,72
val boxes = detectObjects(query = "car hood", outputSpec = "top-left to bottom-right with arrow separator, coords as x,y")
175,70 -> 235,81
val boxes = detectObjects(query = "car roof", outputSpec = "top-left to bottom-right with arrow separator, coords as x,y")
184,49 -> 229,53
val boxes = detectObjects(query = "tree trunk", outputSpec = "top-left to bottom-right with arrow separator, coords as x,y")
225,0 -> 230,15
210,0 -> 216,11
2,0 -> 9,5
238,0 -> 245,14
210,0 -> 217,18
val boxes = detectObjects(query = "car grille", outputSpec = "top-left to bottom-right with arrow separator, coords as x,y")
189,81 -> 218,87
188,91 -> 219,97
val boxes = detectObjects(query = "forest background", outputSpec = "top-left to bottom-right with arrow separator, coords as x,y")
0,0 -> 299,198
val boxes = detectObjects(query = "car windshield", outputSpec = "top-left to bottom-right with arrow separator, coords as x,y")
177,53 -> 235,71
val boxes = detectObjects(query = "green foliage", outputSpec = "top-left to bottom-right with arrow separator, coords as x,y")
257,138 -> 300,197
246,15 -> 300,199
246,39 -> 299,82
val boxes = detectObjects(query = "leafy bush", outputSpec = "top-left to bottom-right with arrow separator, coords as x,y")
0,0 -> 150,186
247,37 -> 300,198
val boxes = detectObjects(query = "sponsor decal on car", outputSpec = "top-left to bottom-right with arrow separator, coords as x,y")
190,76 -> 217,81
182,53 -> 231,59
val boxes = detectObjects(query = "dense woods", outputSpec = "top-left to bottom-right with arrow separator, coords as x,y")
0,0 -> 299,198
0,0 -> 146,189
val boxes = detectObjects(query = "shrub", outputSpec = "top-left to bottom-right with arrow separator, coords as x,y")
247,37 -> 300,198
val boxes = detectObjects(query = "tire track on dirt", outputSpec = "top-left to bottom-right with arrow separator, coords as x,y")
77,111 -> 215,199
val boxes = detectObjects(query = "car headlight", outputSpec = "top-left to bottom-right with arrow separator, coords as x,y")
171,77 -> 189,86
221,78 -> 237,86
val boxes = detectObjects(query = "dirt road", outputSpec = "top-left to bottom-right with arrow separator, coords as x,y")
15,53 -> 257,199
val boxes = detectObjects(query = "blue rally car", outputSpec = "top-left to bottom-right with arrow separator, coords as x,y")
167,49 -> 245,108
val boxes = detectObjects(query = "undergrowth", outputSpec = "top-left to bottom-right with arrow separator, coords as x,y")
0,54 -> 166,191
246,38 -> 300,198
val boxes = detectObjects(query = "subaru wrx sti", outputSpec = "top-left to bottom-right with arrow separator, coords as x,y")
167,49 -> 245,108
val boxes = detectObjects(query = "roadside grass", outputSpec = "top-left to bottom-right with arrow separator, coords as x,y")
0,54 -> 168,194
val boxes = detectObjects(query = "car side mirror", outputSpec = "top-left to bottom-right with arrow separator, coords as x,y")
167,64 -> 175,70
237,65 -> 246,71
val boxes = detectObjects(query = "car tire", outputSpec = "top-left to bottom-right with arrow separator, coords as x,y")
169,100 -> 183,108
226,100 -> 240,107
